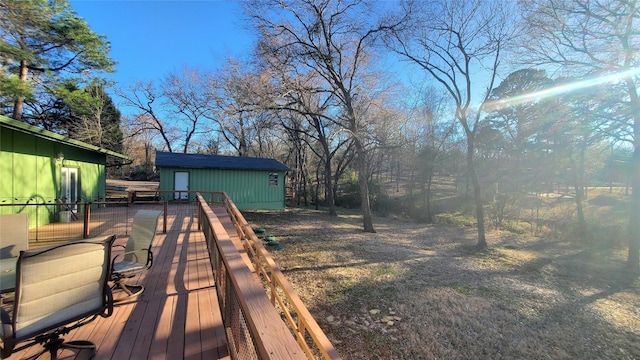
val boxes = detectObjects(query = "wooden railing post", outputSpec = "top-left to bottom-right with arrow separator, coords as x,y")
163,201 -> 168,234
197,194 -> 202,230
83,202 -> 90,238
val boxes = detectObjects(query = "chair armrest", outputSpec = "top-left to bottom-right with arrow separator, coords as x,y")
1,307 -> 14,356
111,249 -> 153,270
102,285 -> 113,318
111,250 -> 139,264
1,307 -> 12,336
110,244 -> 126,261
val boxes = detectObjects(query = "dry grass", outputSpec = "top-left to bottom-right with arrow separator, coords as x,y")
243,207 -> 640,359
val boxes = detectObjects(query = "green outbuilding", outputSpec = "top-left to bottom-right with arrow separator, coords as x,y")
155,151 -> 290,210
0,115 -> 130,227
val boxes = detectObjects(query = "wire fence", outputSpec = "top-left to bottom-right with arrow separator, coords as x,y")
0,202 -> 169,245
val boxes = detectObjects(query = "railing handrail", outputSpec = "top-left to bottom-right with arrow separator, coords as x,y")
204,192 -> 341,360
197,194 -> 306,359
1,201 -> 169,236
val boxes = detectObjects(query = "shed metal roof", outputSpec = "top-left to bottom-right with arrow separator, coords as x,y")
155,151 -> 290,171
0,115 -> 131,160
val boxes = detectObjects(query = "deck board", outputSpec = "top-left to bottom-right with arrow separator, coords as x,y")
166,293 -> 188,360
94,302 -> 134,360
199,287 -> 225,358
7,204 -> 229,360
149,294 -> 175,360
184,290 -> 202,360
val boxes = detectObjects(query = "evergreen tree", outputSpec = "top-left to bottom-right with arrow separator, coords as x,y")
63,81 -> 123,154
0,0 -> 115,121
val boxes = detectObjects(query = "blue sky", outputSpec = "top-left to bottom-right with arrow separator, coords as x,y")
71,0 -> 255,85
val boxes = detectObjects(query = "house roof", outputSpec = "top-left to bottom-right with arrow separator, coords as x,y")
0,115 -> 131,160
155,151 -> 290,172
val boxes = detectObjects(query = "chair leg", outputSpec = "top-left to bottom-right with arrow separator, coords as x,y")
23,337 -> 97,360
22,341 -> 54,360
111,279 -> 144,302
121,283 -> 144,298
61,340 -> 96,360
21,335 -> 92,360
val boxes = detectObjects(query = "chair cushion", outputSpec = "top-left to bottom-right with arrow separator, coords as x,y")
12,237 -> 113,340
0,213 -> 28,258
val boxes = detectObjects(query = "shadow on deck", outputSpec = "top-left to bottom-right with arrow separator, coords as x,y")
10,203 -> 229,360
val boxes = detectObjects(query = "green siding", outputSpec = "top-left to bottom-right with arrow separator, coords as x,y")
158,167 -> 287,210
0,125 -> 106,227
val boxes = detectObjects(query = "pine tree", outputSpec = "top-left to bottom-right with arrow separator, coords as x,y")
0,0 -> 115,121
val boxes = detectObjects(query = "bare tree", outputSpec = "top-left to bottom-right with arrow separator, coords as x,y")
259,49 -> 346,215
163,66 -> 211,153
386,0 -> 515,248
280,106 -> 345,214
520,0 -> 640,271
410,88 -> 459,222
121,114 -> 158,177
205,58 -> 275,156
278,111 -> 313,206
116,80 -> 176,152
117,71 -> 212,154
244,0 -> 398,232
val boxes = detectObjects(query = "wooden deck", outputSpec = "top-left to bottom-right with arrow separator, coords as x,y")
7,204 -> 230,360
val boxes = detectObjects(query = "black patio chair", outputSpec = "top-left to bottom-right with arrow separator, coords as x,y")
0,235 -> 115,360
110,209 -> 162,301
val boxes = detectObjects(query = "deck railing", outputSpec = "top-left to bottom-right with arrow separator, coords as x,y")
115,189 -> 223,204
197,193 -> 340,360
0,202 -> 168,242
0,190 -> 221,241
197,194 -> 307,359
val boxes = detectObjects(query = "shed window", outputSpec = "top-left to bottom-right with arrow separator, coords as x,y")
269,173 -> 278,186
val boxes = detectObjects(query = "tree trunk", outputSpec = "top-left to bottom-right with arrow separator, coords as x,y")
425,173 -> 434,223
570,151 -> 587,240
408,168 -> 415,215
318,135 -> 337,216
12,59 -> 28,120
314,160 -> 321,210
355,138 -> 375,233
324,157 -> 337,216
467,135 -> 487,249
626,78 -> 640,273
628,115 -> 640,272
628,150 -> 640,273
573,183 -> 586,239
303,169 -> 309,207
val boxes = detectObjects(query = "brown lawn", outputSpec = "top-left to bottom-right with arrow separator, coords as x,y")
243,207 -> 640,359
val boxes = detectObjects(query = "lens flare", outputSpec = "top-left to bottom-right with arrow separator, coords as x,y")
484,67 -> 640,111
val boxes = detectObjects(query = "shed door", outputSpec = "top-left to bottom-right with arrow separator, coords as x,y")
174,172 -> 189,200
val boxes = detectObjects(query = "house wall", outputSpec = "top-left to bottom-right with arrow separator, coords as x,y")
158,167 -> 287,210
0,125 -> 106,227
